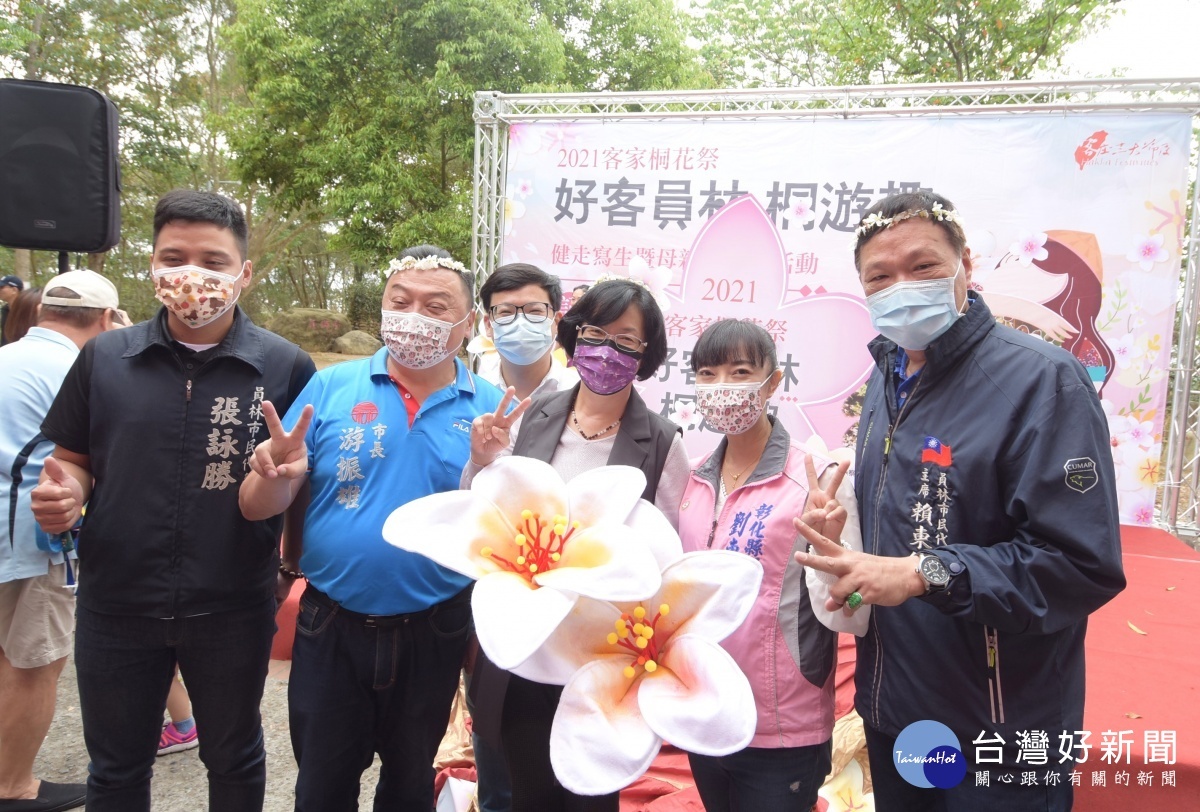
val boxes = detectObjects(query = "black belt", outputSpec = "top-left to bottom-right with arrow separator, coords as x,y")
304,584 -> 470,628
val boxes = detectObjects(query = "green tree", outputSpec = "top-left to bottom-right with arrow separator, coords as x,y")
227,0 -> 708,268
535,0 -> 710,91
690,0 -> 1120,87
228,0 -> 567,265
1,1 -> 354,320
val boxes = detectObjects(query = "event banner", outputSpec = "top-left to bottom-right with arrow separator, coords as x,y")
498,114 -> 1191,526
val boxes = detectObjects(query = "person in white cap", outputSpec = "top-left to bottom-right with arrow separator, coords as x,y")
0,270 -> 121,812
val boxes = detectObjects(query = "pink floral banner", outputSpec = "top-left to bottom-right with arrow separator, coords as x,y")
500,115 -> 1192,526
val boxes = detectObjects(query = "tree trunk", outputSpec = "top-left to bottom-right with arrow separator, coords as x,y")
13,249 -> 33,281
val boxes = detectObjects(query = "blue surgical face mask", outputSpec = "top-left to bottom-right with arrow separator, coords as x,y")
492,315 -> 555,366
866,262 -> 965,350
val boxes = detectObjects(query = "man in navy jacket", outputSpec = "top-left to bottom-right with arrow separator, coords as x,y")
796,190 -> 1125,811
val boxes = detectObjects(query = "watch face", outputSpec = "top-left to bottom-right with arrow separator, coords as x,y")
921,555 -> 951,588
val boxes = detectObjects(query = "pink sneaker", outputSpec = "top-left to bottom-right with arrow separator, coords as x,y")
157,721 -> 199,756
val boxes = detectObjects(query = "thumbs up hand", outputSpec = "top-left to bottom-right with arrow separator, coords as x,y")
32,456 -> 85,534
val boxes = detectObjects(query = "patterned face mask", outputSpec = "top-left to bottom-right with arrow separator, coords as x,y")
153,264 -> 245,328
569,343 -> 641,395
694,380 -> 769,435
380,309 -> 468,370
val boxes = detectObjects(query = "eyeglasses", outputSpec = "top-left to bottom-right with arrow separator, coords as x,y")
489,302 -> 553,325
578,324 -> 647,354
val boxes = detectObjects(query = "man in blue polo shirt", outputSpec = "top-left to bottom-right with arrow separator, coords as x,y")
239,245 -> 506,812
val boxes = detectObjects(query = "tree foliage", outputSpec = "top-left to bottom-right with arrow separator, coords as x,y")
690,0 -> 1120,87
0,0 -> 1124,323
0,0 -> 356,319
227,0 -> 706,266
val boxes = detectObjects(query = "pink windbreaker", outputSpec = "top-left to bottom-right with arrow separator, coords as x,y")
678,419 -> 836,748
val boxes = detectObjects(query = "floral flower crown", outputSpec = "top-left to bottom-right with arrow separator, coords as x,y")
592,272 -> 652,292
854,202 -> 965,243
387,255 -> 468,275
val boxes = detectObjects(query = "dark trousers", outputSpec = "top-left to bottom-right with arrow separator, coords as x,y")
74,600 -> 275,812
500,674 -> 618,812
289,585 -> 473,812
688,740 -> 832,812
864,724 -> 1074,812
465,668 -> 513,812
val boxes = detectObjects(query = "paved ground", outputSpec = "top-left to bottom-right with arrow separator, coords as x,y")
35,656 -> 384,811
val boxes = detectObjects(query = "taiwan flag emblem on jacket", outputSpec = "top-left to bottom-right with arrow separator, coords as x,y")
921,436 -> 952,466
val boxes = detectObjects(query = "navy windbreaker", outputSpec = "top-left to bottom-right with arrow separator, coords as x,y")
853,292 -> 1125,763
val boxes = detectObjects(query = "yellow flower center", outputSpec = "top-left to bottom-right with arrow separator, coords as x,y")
479,509 -> 580,583
606,603 -> 670,678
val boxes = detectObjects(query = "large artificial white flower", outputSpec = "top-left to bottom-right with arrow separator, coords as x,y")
382,456 -> 681,670
508,551 -> 764,796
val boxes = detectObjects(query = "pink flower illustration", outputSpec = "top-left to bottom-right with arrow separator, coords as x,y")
669,399 -> 699,430
790,199 -> 816,225
1126,233 -> 1169,271
1008,232 -> 1049,266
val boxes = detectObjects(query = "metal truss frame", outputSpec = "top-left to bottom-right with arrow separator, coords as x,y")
471,79 -> 1200,533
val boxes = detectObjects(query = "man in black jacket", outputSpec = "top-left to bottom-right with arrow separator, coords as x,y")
31,190 -> 316,812
796,191 -> 1125,811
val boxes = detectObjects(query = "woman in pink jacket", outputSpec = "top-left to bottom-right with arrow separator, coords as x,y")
678,318 -> 844,811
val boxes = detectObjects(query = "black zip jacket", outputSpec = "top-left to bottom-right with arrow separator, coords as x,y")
854,292 -> 1125,763
42,307 -> 316,618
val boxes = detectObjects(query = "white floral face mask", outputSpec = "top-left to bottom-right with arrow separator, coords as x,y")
695,380 -> 769,435
153,264 -> 245,328
381,309 -> 468,370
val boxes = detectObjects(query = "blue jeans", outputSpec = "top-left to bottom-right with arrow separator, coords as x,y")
688,741 -> 833,812
74,600 -> 275,812
863,724 -> 1073,812
289,585 -> 473,812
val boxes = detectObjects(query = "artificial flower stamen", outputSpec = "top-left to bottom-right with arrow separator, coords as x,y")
478,507 -> 580,582
609,602 -> 671,678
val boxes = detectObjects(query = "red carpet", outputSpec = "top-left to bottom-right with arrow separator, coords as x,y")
1076,525 -> 1200,809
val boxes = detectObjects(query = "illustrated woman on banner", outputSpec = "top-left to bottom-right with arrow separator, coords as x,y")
972,230 -> 1114,393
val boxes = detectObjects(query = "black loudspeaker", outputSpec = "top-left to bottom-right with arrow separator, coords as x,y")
0,78 -> 120,253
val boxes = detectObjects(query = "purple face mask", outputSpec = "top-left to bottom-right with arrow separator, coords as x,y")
569,343 -> 640,395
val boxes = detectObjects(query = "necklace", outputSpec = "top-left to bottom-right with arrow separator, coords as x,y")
572,410 -> 621,441
724,456 -> 758,486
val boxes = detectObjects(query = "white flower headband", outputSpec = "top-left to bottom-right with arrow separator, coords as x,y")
387,255 -> 468,275
854,202 -> 965,243
592,272 -> 651,291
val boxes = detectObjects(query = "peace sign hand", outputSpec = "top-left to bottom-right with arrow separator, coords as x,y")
800,455 -> 849,543
793,518 -> 925,613
470,387 -> 532,467
248,401 -> 314,480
